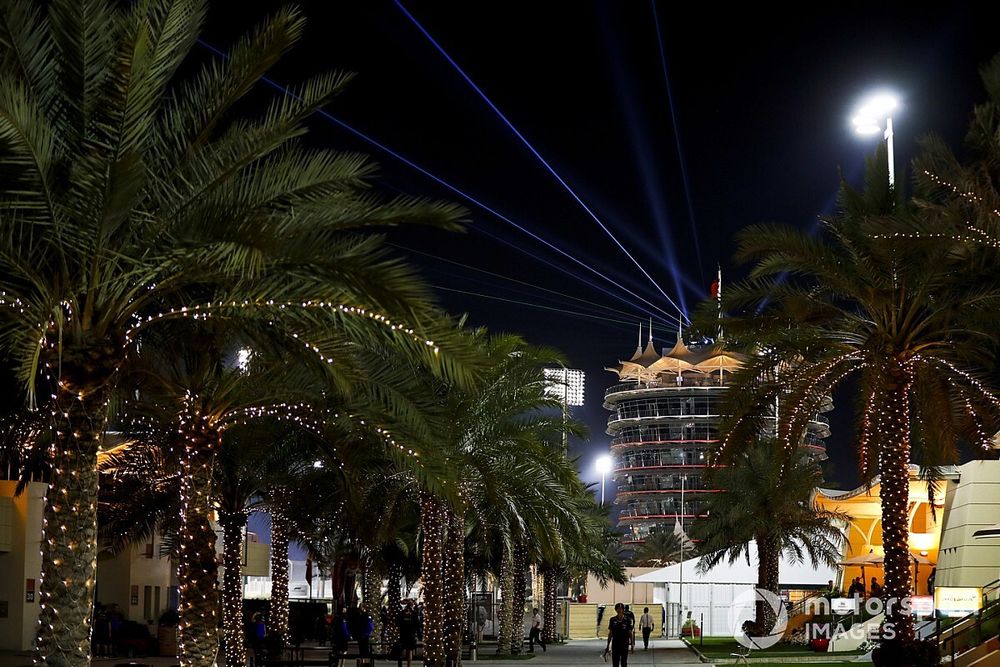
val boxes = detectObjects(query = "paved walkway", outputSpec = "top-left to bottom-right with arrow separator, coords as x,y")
1,639 -> 702,667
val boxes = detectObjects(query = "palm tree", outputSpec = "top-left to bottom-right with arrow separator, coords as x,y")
631,531 -> 687,567
693,440 -> 845,631
0,2 -> 472,664
717,148 -> 1000,641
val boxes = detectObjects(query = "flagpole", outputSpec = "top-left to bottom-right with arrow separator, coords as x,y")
678,475 -> 685,637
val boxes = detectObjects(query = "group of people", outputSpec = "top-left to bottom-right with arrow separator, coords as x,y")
603,604 -> 656,667
315,605 -> 376,664
91,603 -> 125,657
841,576 -> 883,599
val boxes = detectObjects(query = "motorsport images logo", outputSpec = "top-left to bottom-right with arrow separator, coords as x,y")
727,588 -> 788,649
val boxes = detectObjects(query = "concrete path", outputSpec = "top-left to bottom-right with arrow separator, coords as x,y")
482,639 -> 701,666
2,638 -> 703,667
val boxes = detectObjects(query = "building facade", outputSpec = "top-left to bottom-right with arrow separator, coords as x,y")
0,474 -> 270,651
605,325 -> 830,545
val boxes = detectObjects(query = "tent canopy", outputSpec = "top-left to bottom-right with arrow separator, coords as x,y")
629,540 -> 836,587
839,552 -> 931,566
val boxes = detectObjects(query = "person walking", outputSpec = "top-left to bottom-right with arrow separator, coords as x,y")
603,603 -> 633,667
348,605 -> 375,659
638,607 -> 654,650
476,604 -> 487,643
623,605 -> 636,653
396,600 -> 419,667
331,607 -> 350,667
528,608 -> 546,653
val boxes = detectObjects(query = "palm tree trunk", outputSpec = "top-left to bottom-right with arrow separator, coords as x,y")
443,507 -> 466,666
384,561 -> 402,650
420,492 -> 447,666
269,489 -> 291,644
541,569 -> 558,644
754,535 -> 780,632
511,543 -> 528,654
177,415 -> 222,667
874,378 -> 915,641
220,511 -> 248,667
496,547 -> 514,654
35,381 -> 112,667
362,558 -> 382,651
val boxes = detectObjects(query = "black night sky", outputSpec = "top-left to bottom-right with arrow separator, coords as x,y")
205,2 -> 997,503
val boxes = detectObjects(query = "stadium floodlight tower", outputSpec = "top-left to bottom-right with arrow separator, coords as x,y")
544,367 -> 585,451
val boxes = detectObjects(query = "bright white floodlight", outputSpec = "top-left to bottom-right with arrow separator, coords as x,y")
851,91 -> 900,187
543,367 -> 585,406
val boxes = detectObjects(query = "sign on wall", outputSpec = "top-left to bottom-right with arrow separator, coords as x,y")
25,578 -> 34,603
830,597 -> 857,615
934,587 -> 982,617
908,596 -> 934,616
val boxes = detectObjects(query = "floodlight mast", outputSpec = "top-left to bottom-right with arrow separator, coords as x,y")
852,93 -> 899,188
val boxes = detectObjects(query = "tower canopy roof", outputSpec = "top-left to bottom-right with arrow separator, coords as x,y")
694,344 -> 747,375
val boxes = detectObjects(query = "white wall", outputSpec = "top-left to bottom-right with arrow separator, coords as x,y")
0,481 -> 46,651
937,460 -> 1000,589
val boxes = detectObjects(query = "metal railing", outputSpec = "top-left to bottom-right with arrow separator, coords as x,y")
605,380 -> 731,398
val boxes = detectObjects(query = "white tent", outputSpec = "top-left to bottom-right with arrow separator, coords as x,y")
628,540 -> 837,637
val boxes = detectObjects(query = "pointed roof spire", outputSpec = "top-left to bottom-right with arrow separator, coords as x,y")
677,311 -> 683,342
628,321 -> 644,362
648,317 -> 653,344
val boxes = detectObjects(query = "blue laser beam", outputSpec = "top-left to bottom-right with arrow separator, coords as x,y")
651,0 -> 705,285
394,0 -> 689,321
195,38 -> 680,327
394,243 -> 675,326
598,15 -> 689,314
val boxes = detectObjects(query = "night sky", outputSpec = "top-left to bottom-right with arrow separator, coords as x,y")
204,2 -> 997,502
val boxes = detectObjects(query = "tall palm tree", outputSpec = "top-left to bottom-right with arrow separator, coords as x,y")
693,440 -> 845,630
717,148 -> 1000,641
0,2 -> 472,664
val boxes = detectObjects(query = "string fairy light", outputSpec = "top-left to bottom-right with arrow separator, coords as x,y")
125,300 -> 442,356
268,488 -> 292,645
175,399 -> 222,667
420,492 -> 447,666
220,508 -> 249,667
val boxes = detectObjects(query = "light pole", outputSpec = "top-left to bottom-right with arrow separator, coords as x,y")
595,454 -> 612,505
852,92 -> 899,188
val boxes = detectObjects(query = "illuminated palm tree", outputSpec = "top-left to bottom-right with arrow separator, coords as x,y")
0,2 -> 471,664
694,440 -> 844,630
718,147 -> 1000,642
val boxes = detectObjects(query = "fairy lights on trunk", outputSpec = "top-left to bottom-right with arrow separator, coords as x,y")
176,402 -> 222,667
384,562 -> 403,649
873,369 -> 915,641
35,339 -> 120,667
269,488 -> 292,645
541,569 -> 558,645
220,510 -> 249,667
420,492 -> 447,666
496,547 -> 514,654
511,543 -> 528,654
442,508 -> 466,666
